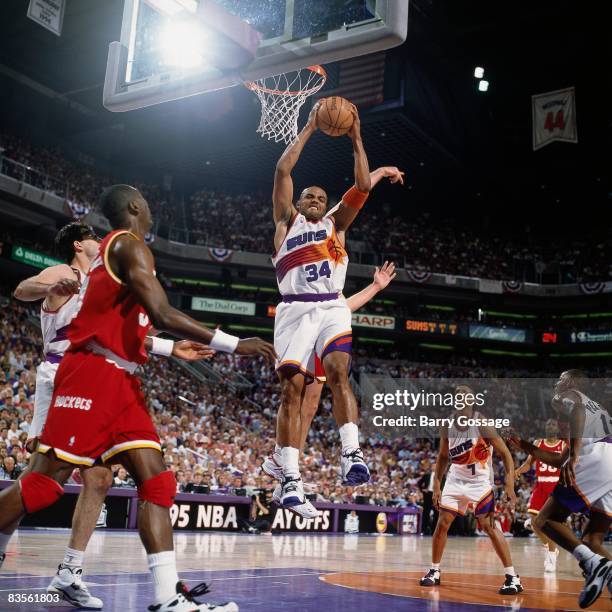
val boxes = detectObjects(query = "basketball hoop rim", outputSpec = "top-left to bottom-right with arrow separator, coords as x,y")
244,65 -> 327,96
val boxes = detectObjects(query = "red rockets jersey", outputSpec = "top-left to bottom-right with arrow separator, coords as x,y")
68,230 -> 150,366
534,439 -> 565,482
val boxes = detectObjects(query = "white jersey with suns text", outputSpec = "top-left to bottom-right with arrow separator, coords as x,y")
571,390 -> 612,455
447,413 -> 493,483
272,212 -> 348,296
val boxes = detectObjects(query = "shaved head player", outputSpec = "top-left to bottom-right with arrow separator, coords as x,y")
0,185 -> 275,612
271,101 -> 403,516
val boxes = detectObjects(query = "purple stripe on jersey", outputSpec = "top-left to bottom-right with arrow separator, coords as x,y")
50,324 -> 70,344
475,491 -> 495,516
282,293 -> 339,303
44,353 -> 63,364
321,334 -> 352,360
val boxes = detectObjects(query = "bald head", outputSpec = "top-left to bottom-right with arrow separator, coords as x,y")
100,184 -> 143,229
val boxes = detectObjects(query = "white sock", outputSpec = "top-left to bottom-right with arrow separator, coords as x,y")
148,551 -> 179,604
0,532 -> 12,554
573,544 -> 597,566
431,563 -> 440,571
281,446 -> 300,480
274,443 -> 282,460
339,422 -> 360,454
504,566 -> 517,576
62,547 -> 84,570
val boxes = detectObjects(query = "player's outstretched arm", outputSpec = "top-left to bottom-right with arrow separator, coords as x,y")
332,105 -> 371,233
13,264 -> 80,304
370,166 -> 405,189
273,103 -> 319,227
515,452 -> 535,478
111,236 -> 276,361
143,336 -> 215,361
345,261 -> 396,312
509,437 -> 569,468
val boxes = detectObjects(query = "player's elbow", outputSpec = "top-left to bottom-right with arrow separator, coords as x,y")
275,163 -> 290,177
13,284 -> 26,300
355,174 -> 372,193
148,307 -> 174,333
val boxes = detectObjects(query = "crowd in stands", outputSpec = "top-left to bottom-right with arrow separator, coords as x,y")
1,130 -> 611,283
0,131 -> 176,230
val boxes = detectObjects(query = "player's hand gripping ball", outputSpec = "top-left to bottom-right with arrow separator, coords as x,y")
316,96 -> 354,136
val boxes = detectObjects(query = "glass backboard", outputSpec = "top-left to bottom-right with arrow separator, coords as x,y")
103,0 -> 408,112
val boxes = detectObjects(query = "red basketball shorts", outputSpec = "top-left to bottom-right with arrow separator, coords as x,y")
39,350 -> 161,466
528,481 -> 557,514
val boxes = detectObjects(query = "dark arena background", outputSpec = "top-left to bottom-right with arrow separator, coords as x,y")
0,1 -> 611,611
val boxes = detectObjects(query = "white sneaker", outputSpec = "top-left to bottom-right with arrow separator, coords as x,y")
280,477 -> 318,519
579,556 -> 612,609
148,581 -> 238,611
261,455 -> 283,482
340,448 -> 370,486
47,565 -> 103,609
544,549 -> 558,573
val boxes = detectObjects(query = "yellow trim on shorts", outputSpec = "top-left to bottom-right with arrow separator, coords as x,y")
101,440 -> 162,463
37,444 -> 96,467
275,360 -> 315,380
439,504 -> 464,516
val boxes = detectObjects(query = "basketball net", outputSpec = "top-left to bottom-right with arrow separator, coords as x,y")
245,65 -> 327,145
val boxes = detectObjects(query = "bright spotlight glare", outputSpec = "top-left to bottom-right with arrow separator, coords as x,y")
474,66 -> 484,79
478,80 -> 489,92
160,20 -> 207,68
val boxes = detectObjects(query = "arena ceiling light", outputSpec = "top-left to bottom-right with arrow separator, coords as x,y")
478,80 -> 489,92
474,66 -> 485,78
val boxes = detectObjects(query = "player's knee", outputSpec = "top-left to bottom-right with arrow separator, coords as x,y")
82,467 -> 113,494
20,472 -> 64,514
436,512 -> 453,532
137,470 -> 176,508
323,359 -> 349,388
534,513 -> 547,533
478,517 -> 494,534
280,377 -> 303,407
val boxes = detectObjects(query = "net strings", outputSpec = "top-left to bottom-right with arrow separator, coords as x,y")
251,69 -> 326,144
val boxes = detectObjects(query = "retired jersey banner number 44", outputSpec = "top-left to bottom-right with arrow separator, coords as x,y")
27,0 -> 65,36
532,87 -> 577,150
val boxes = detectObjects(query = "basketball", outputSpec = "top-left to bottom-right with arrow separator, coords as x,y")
316,96 -> 354,137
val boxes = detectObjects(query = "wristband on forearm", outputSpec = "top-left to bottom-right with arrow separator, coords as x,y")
150,336 -> 174,357
209,329 -> 239,353
341,185 -> 369,210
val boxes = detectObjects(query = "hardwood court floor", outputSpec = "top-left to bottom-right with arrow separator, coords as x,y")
1,530 -> 610,611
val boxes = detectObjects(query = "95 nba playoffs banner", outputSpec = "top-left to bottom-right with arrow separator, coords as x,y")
532,87 -> 578,150
27,0 -> 66,36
